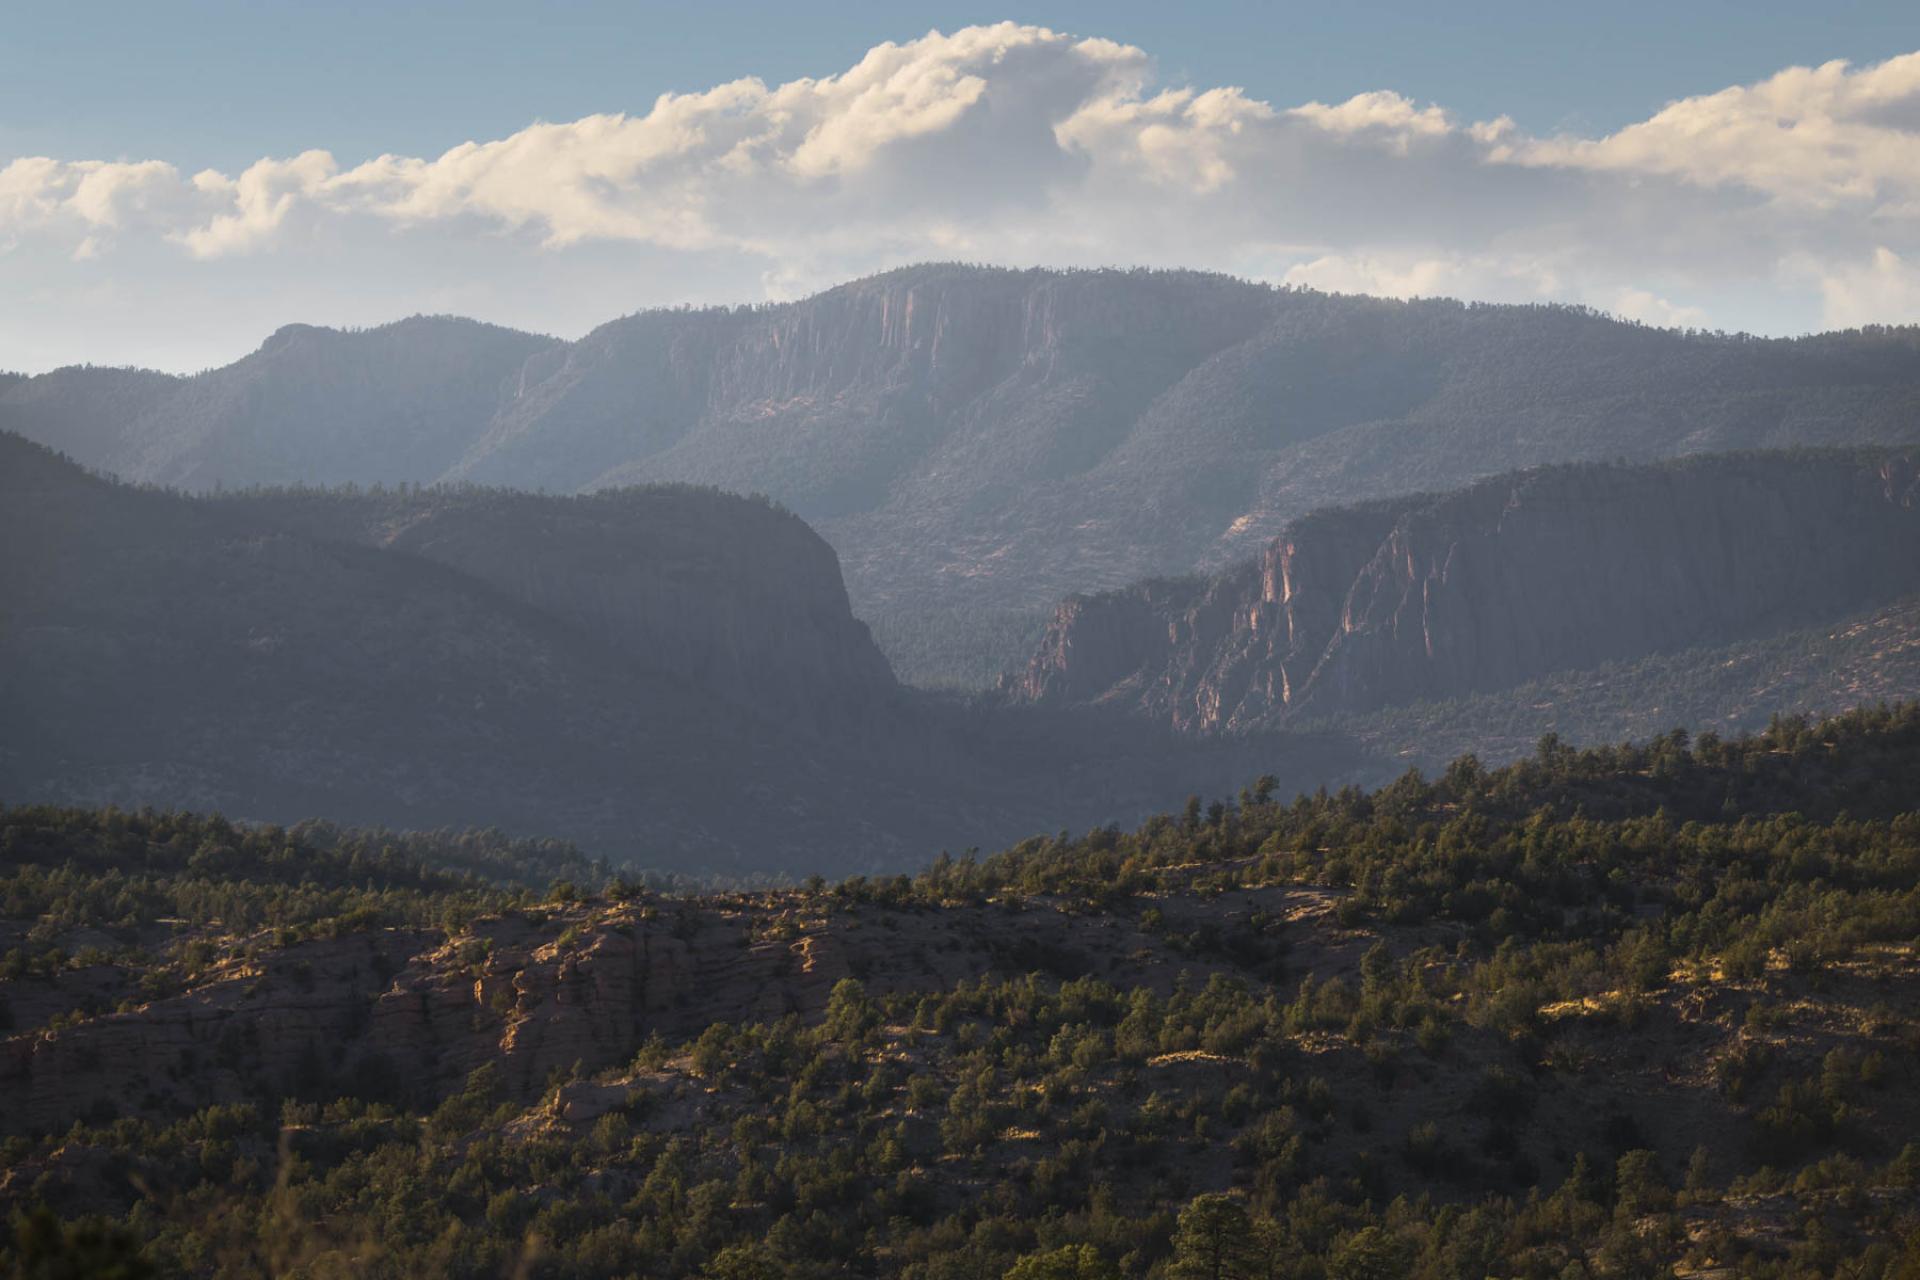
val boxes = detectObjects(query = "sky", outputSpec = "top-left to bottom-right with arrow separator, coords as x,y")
3,0 -> 1919,372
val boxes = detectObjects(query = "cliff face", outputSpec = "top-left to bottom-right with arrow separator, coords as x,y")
488,267 -> 1279,524
1007,454 -> 1920,729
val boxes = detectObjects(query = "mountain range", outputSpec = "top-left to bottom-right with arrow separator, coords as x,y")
7,430 -> 1916,870
9,265 -> 1920,685
5,266 -> 1919,870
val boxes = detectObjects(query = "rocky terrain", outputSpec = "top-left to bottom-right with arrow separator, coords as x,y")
1005,452 -> 1920,732
0,883 -> 1349,1135
9,267 -> 1920,684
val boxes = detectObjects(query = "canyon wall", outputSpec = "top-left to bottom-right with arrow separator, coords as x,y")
1006,453 -> 1920,729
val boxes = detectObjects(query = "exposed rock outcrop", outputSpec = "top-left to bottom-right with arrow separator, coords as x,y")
0,887 -> 1363,1135
1006,453 -> 1920,729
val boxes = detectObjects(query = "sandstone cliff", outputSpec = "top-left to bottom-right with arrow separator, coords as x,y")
1006,453 -> 1920,730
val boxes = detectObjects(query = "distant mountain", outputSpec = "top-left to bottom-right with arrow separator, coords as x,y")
35,316 -> 555,490
1003,452 -> 1920,736
9,267 -> 1919,684
0,364 -> 186,478
0,433 -> 1357,873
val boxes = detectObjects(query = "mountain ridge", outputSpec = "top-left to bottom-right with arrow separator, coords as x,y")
9,265 -> 1920,687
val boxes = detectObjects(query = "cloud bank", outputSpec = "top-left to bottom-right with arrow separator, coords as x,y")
4,23 -> 1918,370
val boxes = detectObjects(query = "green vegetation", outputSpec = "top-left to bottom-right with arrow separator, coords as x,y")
2,706 -> 1918,1276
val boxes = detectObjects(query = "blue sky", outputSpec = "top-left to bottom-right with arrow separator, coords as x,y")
4,3 -> 1919,371
7,0 -> 1915,171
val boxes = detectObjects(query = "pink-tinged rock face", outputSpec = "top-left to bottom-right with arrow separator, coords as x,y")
1004,454 -> 1920,729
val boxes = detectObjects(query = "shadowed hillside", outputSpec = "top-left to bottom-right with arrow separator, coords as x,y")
0,433 -> 1368,874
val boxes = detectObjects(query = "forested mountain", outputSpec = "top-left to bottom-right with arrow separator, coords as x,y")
1007,452 -> 1920,740
0,433 -> 1356,874
0,364 -> 186,480
8,266 -> 1920,683
4,706 -> 1917,1275
14,317 -> 555,491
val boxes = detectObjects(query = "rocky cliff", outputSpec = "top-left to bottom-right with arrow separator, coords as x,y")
1006,453 -> 1920,730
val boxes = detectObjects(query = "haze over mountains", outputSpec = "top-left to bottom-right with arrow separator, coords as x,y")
8,265 -> 1920,684
5,265 -> 1919,870
0,432 -> 1349,874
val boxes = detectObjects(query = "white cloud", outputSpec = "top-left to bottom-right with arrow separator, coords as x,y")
1280,251 -> 1563,303
2,23 -> 1917,370
1817,246 -> 1920,328
178,151 -> 340,258
1288,91 -> 1453,150
1608,287 -> 1710,330
1516,53 -> 1920,211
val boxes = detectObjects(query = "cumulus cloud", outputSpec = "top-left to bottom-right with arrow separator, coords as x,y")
1516,52 -> 1920,210
2,22 -> 1917,369
1817,246 -> 1920,328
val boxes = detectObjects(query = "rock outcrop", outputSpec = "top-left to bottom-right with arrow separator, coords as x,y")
0,887 -> 1362,1134
1006,453 -> 1920,729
